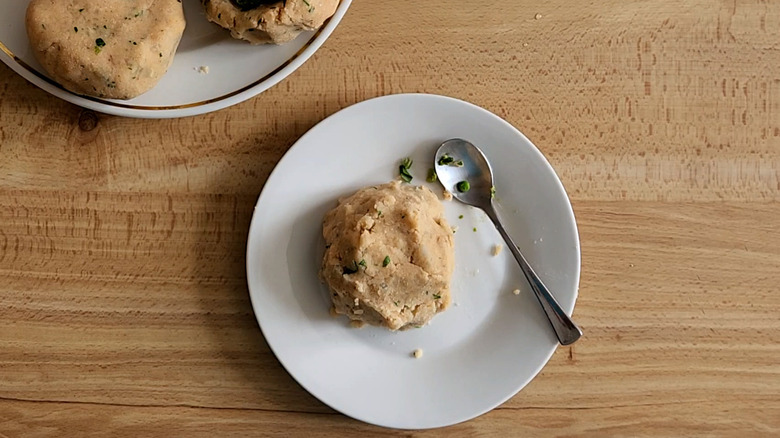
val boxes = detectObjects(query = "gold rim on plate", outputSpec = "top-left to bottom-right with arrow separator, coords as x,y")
0,12 -> 332,112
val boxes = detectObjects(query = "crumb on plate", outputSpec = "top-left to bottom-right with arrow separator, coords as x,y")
413,348 -> 423,359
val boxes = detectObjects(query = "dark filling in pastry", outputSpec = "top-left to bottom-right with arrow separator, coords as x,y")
231,0 -> 281,11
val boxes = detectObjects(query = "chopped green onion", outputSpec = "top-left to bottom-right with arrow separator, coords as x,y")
383,256 -> 391,267
342,261 -> 359,275
490,186 -> 496,198
437,154 -> 454,166
94,38 -> 106,54
399,157 -> 413,183
456,180 -> 470,192
426,168 -> 437,183
433,293 -> 442,300
358,259 -> 367,268
399,167 -> 412,183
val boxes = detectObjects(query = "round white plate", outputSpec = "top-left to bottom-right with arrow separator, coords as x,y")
0,0 -> 351,118
246,94 -> 580,429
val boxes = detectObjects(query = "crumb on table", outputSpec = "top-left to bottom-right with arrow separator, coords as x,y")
413,348 -> 423,359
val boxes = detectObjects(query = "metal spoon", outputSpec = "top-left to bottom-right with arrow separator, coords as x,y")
434,138 -> 582,345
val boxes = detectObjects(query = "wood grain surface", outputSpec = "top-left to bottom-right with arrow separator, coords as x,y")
1,0 -> 779,436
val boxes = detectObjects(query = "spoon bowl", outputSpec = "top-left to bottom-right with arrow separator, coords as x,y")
435,139 -> 495,209
434,138 -> 583,346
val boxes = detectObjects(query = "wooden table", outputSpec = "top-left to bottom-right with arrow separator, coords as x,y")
1,1 -> 778,436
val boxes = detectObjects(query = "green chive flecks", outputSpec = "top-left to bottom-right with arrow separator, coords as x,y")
343,261 -> 359,275
399,157 -> 413,183
433,293 -> 442,300
426,168 -> 437,183
94,38 -> 106,54
383,256 -> 391,267
437,154 -> 454,166
358,259 -> 367,269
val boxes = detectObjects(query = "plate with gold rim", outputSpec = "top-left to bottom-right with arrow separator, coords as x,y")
0,0 -> 351,118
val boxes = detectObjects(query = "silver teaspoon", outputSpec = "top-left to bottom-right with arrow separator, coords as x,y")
434,138 -> 582,345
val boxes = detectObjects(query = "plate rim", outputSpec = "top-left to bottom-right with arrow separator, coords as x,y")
245,93 -> 581,429
0,0 -> 352,119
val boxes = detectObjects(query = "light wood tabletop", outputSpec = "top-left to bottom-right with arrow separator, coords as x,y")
1,0 -> 779,436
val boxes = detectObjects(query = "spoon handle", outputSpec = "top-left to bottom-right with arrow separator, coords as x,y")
484,205 -> 583,346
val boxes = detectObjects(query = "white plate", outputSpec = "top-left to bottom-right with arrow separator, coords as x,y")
0,0 -> 351,118
246,94 -> 580,429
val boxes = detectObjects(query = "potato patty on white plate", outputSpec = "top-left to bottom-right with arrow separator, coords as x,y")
26,0 -> 185,100
320,181 -> 455,331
